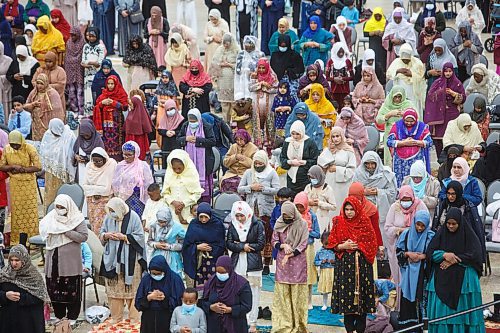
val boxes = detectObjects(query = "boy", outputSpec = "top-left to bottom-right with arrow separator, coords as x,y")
374,264 -> 396,317
170,288 -> 207,333
142,183 -> 168,261
340,0 -> 359,27
8,95 -> 32,138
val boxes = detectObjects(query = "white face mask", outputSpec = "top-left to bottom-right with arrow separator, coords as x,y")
167,110 -> 177,117
279,46 -> 288,52
400,201 -> 413,209
425,4 -> 434,10
55,208 -> 67,216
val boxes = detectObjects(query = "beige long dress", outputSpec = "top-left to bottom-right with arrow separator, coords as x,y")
203,18 -> 229,72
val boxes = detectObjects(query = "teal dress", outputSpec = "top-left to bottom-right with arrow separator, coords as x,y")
150,221 -> 187,277
426,250 -> 485,333
298,29 -> 333,67
268,30 -> 300,54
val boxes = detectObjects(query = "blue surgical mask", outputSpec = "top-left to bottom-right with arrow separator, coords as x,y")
151,273 -> 165,281
110,212 -> 119,220
216,272 -> 229,282
189,122 -> 199,130
279,46 -> 288,52
311,179 -> 319,186
182,303 -> 196,314
400,201 -> 413,209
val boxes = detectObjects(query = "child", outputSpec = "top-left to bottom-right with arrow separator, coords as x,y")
271,80 -> 296,139
374,263 -> 396,318
8,96 -> 32,138
142,183 -> 169,261
147,207 -> 186,277
269,187 -> 295,265
81,241 -> 92,277
135,255 -> 185,333
294,191 -> 320,309
230,92 -> 253,135
305,166 -> 336,241
157,99 -> 183,169
340,0 -> 359,27
155,70 -> 180,148
314,231 -> 335,310
170,288 -> 207,333
343,94 -> 354,110
24,24 -> 36,53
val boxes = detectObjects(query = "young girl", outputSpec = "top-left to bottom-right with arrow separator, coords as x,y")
314,231 -> 335,310
155,70 -> 180,148
164,33 -> 191,89
82,27 -> 106,115
326,43 -> 354,107
125,96 -> 153,161
343,94 -> 354,109
304,165 -> 336,237
230,93 -> 253,135
135,255 -> 185,333
294,191 -> 320,310
271,80 -> 297,139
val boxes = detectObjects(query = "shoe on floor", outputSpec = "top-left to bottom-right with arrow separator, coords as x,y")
262,266 -> 270,275
257,306 -> 263,319
262,306 -> 272,320
308,304 -> 313,310
321,305 -> 328,311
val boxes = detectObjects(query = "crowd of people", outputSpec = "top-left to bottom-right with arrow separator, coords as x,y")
0,0 -> 499,332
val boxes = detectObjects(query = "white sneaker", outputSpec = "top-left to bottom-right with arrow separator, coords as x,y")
321,305 -> 328,311
308,304 -> 313,310
70,320 -> 77,326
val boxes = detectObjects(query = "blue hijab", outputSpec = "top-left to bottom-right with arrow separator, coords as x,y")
302,16 -> 322,39
397,210 -> 435,302
135,255 -> 185,310
181,202 -> 226,280
91,59 -> 122,100
284,102 -> 324,150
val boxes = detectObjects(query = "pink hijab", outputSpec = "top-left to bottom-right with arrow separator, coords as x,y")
450,157 -> 470,184
398,185 -> 422,227
159,99 -> 184,131
112,141 -> 148,203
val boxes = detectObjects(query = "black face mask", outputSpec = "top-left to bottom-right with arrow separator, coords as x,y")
283,218 -> 294,224
254,165 -> 266,173
190,70 -> 199,75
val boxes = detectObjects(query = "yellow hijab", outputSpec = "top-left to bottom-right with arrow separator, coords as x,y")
31,15 -> 66,56
161,149 -> 203,196
164,33 -> 190,68
364,7 -> 387,33
305,83 -> 336,117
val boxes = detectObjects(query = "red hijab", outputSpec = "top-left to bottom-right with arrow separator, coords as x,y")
181,59 -> 212,87
348,182 -> 378,217
126,96 -> 153,136
3,0 -> 19,18
50,9 -> 71,42
94,75 -> 129,131
256,57 -> 277,86
328,196 -> 378,264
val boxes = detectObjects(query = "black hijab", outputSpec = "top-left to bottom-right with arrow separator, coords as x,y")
426,207 -> 483,310
444,180 -> 465,208
270,34 -> 305,81
472,142 -> 500,186
438,144 -> 464,180
86,26 -> 101,47
470,96 -> 487,123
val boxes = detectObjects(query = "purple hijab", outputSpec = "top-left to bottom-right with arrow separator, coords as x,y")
298,63 -> 330,93
202,255 -> 248,333
425,62 -> 465,127
186,109 -> 206,184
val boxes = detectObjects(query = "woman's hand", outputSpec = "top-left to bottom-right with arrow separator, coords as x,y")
186,135 -> 196,144
14,73 -> 23,81
197,243 -> 212,252
192,87 -> 204,95
280,243 -> 293,254
147,290 -> 165,301
244,243 -> 255,252
281,253 -> 292,267
443,252 -> 461,265
250,183 -> 264,192
6,291 -> 20,302
328,164 -> 337,173
172,200 -> 185,211
340,239 -> 358,251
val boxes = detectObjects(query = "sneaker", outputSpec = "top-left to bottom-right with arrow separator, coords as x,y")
262,265 -> 270,275
70,320 -> 77,326
308,304 -> 313,310
321,305 -> 328,311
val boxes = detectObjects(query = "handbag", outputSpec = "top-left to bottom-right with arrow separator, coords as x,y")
129,9 -> 145,24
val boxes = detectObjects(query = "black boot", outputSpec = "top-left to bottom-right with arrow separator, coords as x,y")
262,265 -> 270,275
491,294 -> 500,322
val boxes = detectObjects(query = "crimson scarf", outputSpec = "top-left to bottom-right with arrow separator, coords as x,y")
181,59 -> 212,87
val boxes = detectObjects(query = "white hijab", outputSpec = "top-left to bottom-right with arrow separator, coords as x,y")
330,42 -> 348,69
16,45 -> 38,76
334,16 -> 350,55
231,200 -> 254,275
286,120 -> 309,183
362,49 -> 376,69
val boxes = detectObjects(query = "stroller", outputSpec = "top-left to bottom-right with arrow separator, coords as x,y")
484,2 -> 500,52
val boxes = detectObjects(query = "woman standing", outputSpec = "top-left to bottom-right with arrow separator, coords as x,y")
414,0 -> 446,34
0,245 -> 49,333
271,201 -> 309,333
123,35 -> 157,91
305,83 -> 336,148
164,33 -> 191,90
177,108 -> 216,203
387,108 -> 433,187
6,45 -> 39,101
238,150 -> 280,273
31,15 -> 65,67
226,201 -> 265,333
234,36 -> 264,99
396,210 -> 435,330
352,66 -> 385,125
425,62 -> 465,157
326,43 -> 353,107
465,64 -> 500,104
200,255 -> 252,333
210,33 -> 239,118
298,16 -> 333,67
284,102 -> 324,151
305,165 -> 336,235
65,26 -> 86,116
317,127 -> 356,217
40,119 -> 76,207
297,63 -> 330,102
450,21 -> 483,82
81,27 -> 106,115
268,18 -> 299,54
0,131 -> 41,244
115,0 -> 141,57
39,194 -> 88,323
221,129 -> 257,188
269,34 -> 304,98
50,9 -> 71,42
100,197 -> 146,323
425,39 -> 458,89
203,9 -> 229,72
402,160 -> 441,219
82,147 -> 117,234
363,8 -> 387,68
182,203 -> 226,289
179,60 -> 212,119
328,196 -> 377,333
33,51 -> 67,113
23,0 -> 50,24
375,85 -> 415,167
73,119 -> 105,184
234,0 -> 258,47
385,186 -> 428,288
91,59 -> 121,103
334,108 -> 368,165
91,0 -> 115,55
280,120 -> 320,194
417,18 -> 441,65
144,6 -> 169,69
249,57 -> 278,149
112,141 -> 154,217
426,208 -> 485,333
93,75 -> 128,161
125,96 -> 153,161
382,9 -> 416,69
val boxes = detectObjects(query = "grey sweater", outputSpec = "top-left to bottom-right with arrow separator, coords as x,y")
170,306 -> 207,333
